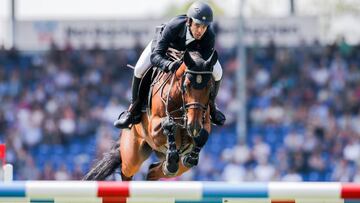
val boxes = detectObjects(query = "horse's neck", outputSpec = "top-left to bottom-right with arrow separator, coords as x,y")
152,69 -> 184,114
175,64 -> 186,79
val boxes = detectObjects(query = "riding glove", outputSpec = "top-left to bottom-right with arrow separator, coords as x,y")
166,60 -> 182,73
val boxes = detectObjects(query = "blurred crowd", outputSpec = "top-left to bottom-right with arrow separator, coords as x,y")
217,37 -> 360,182
0,36 -> 360,182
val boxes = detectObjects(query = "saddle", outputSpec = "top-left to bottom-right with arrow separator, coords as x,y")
137,48 -> 184,115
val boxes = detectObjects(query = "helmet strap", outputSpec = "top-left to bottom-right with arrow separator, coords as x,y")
186,18 -> 193,27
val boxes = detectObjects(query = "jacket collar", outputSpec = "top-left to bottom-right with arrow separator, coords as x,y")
185,26 -> 196,45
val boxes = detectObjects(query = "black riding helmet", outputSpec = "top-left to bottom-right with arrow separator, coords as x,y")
187,1 -> 213,26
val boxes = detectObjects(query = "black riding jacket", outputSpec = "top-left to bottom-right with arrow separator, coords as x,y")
150,15 -> 216,71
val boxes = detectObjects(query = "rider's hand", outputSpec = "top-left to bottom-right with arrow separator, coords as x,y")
167,60 -> 182,73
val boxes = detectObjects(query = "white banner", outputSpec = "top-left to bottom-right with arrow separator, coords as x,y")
218,16 -> 319,47
0,20 -> 8,48
15,19 -> 163,50
324,14 -> 360,45
15,17 -> 319,51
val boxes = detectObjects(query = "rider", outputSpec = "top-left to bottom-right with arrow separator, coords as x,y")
114,1 -> 226,129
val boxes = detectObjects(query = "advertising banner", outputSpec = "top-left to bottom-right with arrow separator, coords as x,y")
15,17 -> 319,50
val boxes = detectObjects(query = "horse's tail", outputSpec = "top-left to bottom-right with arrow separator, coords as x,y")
83,142 -> 121,181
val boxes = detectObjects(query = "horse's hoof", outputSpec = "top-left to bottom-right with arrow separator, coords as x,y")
163,150 -> 179,176
162,161 -> 178,177
148,162 -> 161,171
146,162 -> 162,180
182,153 -> 199,168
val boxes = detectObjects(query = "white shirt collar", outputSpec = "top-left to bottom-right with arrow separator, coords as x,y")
186,26 -> 196,45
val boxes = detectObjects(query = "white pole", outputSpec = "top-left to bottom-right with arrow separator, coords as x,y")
3,164 -> 13,182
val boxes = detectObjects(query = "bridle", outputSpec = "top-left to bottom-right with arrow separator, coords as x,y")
159,66 -> 213,132
181,69 -> 213,113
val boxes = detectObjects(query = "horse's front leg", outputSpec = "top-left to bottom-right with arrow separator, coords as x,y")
161,117 -> 179,176
182,113 -> 211,168
182,128 -> 209,168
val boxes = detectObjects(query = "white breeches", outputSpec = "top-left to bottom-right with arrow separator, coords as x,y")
134,41 -> 153,78
133,41 -> 223,81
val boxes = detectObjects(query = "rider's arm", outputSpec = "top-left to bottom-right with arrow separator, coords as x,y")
150,22 -> 178,72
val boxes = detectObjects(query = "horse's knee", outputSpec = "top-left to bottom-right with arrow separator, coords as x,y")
151,132 -> 166,148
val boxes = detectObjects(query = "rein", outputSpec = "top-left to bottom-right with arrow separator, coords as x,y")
185,70 -> 213,75
162,73 -> 187,129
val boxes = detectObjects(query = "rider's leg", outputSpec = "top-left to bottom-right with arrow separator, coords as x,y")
114,41 -> 153,129
209,61 -> 226,126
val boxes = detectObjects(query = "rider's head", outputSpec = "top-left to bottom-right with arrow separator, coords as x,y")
186,1 -> 213,40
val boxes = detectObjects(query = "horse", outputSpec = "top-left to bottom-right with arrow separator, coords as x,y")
83,49 -> 218,181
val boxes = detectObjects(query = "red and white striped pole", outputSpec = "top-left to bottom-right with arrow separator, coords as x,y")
0,144 -> 5,166
0,144 -> 13,182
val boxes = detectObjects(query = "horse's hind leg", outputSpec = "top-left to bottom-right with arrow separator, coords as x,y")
146,162 -> 164,180
120,128 -> 152,180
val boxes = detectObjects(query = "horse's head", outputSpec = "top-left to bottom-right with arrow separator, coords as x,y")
176,50 -> 218,137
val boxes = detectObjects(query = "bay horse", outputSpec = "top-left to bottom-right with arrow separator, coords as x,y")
84,49 -> 218,180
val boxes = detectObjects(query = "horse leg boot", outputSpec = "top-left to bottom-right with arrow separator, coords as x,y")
161,118 -> 179,176
182,129 -> 209,168
209,80 -> 226,126
114,76 -> 142,129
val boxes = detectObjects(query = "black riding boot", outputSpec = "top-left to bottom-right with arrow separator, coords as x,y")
114,76 -> 142,129
209,80 -> 226,126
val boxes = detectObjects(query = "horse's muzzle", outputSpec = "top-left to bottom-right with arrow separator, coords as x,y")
187,121 -> 202,137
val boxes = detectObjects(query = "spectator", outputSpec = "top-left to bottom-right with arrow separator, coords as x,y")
1,37 -> 360,182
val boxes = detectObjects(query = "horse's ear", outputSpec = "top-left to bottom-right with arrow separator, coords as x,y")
206,50 -> 218,67
183,51 -> 195,68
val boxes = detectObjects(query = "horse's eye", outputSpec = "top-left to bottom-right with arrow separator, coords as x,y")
183,78 -> 191,92
183,82 -> 188,92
